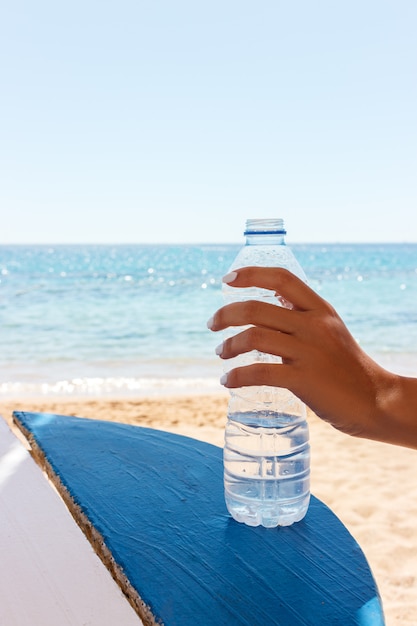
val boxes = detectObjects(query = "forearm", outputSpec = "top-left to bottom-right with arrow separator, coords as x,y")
373,373 -> 417,449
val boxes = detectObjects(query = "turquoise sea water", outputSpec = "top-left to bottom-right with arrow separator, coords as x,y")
1,243 -> 417,397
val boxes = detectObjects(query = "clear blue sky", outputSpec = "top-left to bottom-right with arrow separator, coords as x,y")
1,0 -> 416,244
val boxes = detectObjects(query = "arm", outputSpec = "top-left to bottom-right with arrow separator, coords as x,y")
208,266 -> 417,449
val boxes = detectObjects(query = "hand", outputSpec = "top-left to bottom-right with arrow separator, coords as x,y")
208,266 -> 414,447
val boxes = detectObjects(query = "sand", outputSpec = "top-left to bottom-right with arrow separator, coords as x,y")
1,393 -> 416,626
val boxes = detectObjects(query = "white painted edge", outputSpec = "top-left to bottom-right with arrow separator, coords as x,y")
0,415 -> 142,626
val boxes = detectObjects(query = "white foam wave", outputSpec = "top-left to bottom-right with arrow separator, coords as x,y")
0,376 -> 223,398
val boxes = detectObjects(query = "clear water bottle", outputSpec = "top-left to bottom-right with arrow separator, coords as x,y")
222,218 -> 310,527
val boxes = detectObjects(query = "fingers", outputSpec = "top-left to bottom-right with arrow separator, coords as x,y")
223,266 -> 324,311
207,266 -> 324,394
208,299 -> 299,333
222,363 -> 294,390
217,326 -> 298,361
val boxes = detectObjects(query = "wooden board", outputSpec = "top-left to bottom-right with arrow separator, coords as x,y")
13,411 -> 386,626
0,415 -> 141,626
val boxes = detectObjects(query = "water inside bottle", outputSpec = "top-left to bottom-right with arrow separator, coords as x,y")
224,414 -> 310,527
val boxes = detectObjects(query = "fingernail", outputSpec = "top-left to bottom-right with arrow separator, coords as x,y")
222,271 -> 238,284
215,342 -> 223,356
206,316 -> 214,330
220,373 -> 228,385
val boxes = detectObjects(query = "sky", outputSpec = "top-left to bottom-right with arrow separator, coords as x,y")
1,0 -> 416,244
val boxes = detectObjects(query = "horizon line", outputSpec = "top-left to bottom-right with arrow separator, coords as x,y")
1,240 -> 417,246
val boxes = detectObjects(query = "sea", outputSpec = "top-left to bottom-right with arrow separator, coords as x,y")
1,243 -> 417,398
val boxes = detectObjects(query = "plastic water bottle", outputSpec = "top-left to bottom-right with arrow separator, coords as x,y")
222,218 -> 310,527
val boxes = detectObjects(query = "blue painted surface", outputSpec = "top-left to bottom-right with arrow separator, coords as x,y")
13,411 -> 385,626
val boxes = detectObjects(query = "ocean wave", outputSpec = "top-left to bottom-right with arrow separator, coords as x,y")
0,376 -> 223,398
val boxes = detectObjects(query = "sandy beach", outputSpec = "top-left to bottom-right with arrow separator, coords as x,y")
1,393 -> 416,625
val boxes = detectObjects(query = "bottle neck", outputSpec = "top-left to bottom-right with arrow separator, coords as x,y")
244,218 -> 287,245
245,233 -> 286,246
